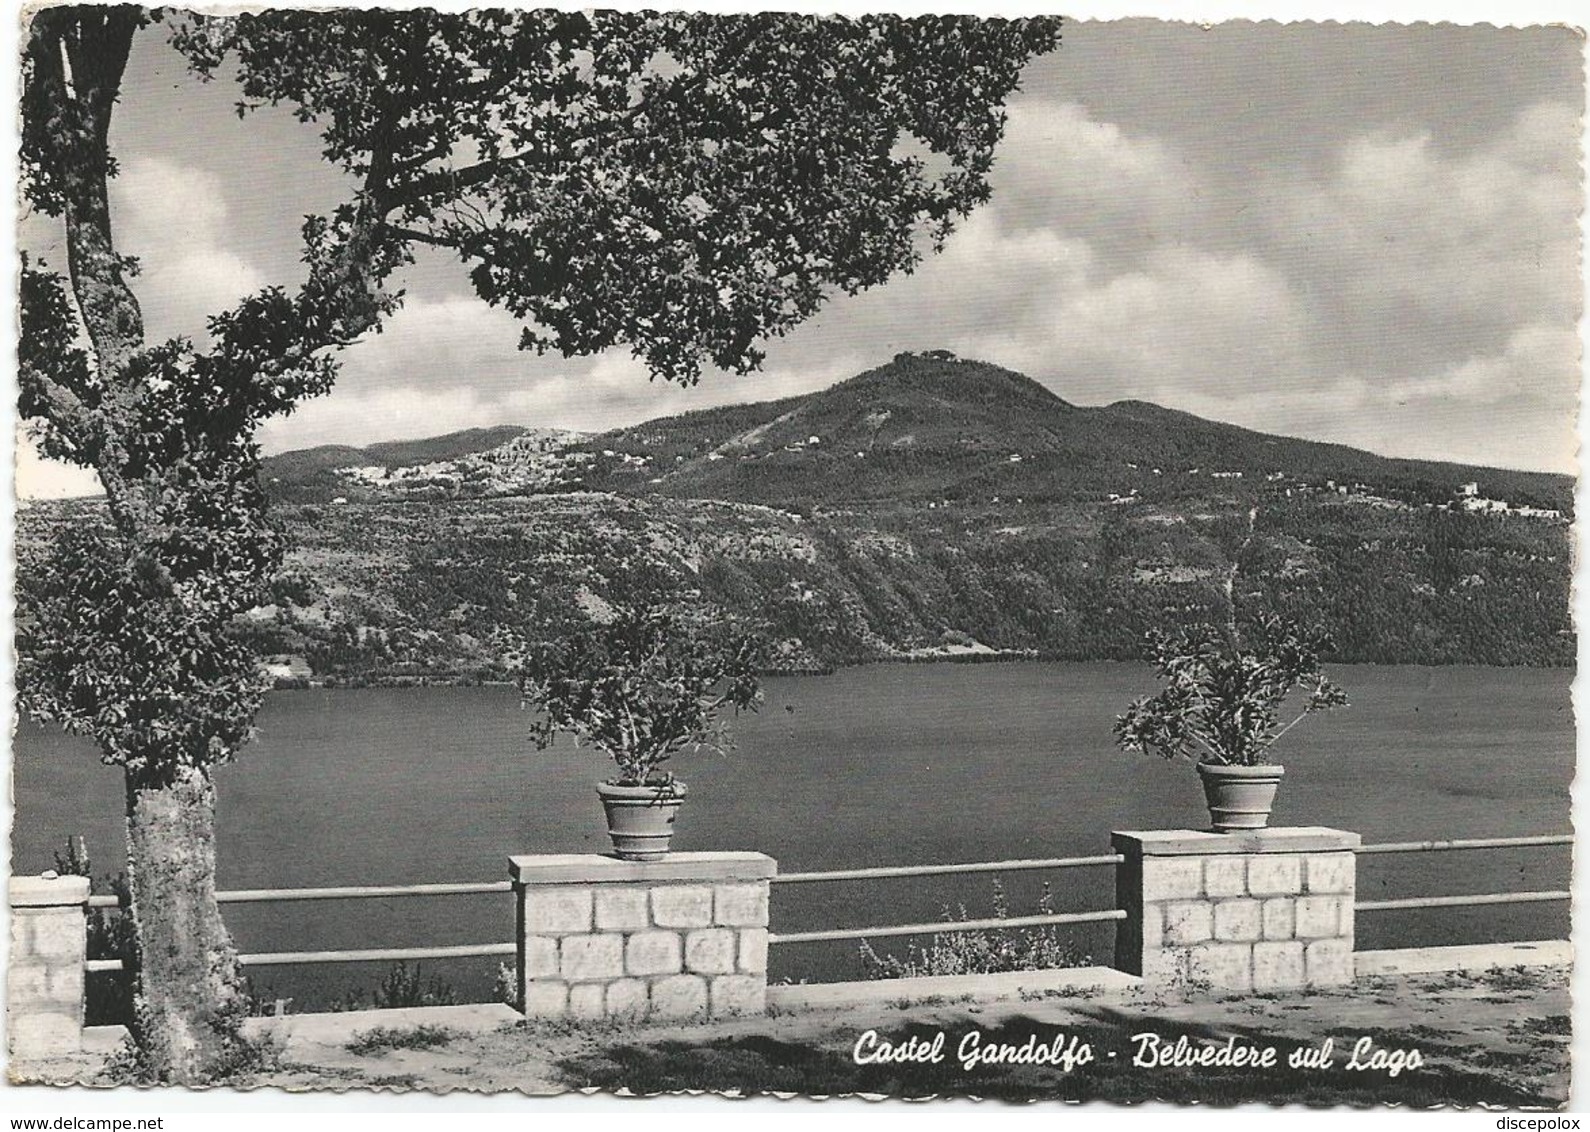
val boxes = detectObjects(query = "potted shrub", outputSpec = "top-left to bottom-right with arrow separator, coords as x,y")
519,592 -> 763,860
1114,613 -> 1347,831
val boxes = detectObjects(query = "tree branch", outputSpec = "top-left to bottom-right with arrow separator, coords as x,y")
382,222 -> 454,247
1259,707 -> 1313,753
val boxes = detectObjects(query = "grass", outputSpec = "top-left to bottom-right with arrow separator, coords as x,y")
1481,965 -> 1546,992
1020,985 -> 1109,1003
508,1015 -> 635,1039
1518,1015 -> 1571,1038
345,1025 -> 456,1057
858,880 -> 1093,980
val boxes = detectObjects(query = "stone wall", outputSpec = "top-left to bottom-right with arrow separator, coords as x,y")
9,873 -> 91,1060
509,852 -> 776,1022
8,832 -> 1375,1057
1112,827 -> 1359,993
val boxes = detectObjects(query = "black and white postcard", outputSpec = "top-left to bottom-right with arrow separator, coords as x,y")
6,0 -> 1582,1114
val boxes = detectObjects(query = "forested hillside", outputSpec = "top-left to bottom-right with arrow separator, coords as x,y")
20,354 -> 1573,683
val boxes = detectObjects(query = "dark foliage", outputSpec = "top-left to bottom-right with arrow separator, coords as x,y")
174,355 -> 1578,680
17,7 -> 1057,1080
1115,614 -> 1348,766
519,569 -> 765,785
346,1024 -> 455,1056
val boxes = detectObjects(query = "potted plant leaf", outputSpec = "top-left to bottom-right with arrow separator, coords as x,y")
519,589 -> 764,860
1114,612 -> 1347,831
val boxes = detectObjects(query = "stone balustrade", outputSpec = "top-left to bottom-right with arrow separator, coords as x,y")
1112,827 -> 1359,993
8,873 -> 91,1060
508,852 -> 777,1022
6,830 -> 1382,1055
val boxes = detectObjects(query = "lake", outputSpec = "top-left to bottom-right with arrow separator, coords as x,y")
10,662 -> 1574,1008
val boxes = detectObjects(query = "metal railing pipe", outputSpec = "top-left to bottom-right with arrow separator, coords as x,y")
219,881 -> 513,903
1357,835 -> 1571,855
237,942 -> 517,967
773,855 -> 1124,885
83,880 -> 514,911
769,908 -> 1126,946
68,835 -> 1571,977
1356,890 -> 1570,912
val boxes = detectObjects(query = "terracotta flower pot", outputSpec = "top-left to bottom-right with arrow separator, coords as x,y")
1197,763 -> 1284,832
596,780 -> 688,861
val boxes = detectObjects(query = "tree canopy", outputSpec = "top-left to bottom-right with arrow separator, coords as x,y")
20,7 -> 1060,774
175,8 -> 1060,382
16,5 -> 1059,1081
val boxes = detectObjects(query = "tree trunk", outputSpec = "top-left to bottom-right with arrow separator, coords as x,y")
123,763 -> 251,1084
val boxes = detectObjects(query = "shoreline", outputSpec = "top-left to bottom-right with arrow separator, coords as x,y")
273,652 -> 1578,690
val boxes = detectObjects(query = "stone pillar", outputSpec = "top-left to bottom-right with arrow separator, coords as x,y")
8,872 -> 91,1059
509,852 -> 776,1022
1113,827 -> 1358,994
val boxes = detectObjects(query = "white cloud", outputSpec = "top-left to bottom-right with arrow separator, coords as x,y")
771,207 -> 1096,370
1152,322 -> 1580,474
991,100 -> 1203,245
324,294 -> 532,394
30,94 -> 1568,482
1040,247 -> 1310,402
14,429 -> 102,500
260,296 -> 872,451
1406,323 -> 1581,410
110,156 -> 267,342
792,211 -> 1310,412
949,98 -> 1580,468
1268,101 -> 1580,342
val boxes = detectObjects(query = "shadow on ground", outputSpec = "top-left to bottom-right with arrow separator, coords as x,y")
99,963 -> 1559,1104
552,969 -> 1569,1106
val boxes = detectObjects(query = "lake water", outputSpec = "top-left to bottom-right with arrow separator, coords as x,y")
10,662 -> 1574,1007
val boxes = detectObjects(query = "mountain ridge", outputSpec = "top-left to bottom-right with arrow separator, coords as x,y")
21,352 -> 1566,684
261,352 -> 1572,513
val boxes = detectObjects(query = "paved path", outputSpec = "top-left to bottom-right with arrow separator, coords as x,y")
250,960 -> 1569,1105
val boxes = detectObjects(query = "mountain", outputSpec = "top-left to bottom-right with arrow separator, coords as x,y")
28,353 -> 1572,682
262,425 -> 549,503
577,354 -> 1569,513
262,353 -> 1573,514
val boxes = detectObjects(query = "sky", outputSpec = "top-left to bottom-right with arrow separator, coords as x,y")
14,14 -> 1585,498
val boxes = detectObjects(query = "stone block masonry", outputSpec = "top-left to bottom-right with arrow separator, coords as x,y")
509,852 -> 776,1022
9,873 -> 91,1060
1113,828 -> 1358,994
